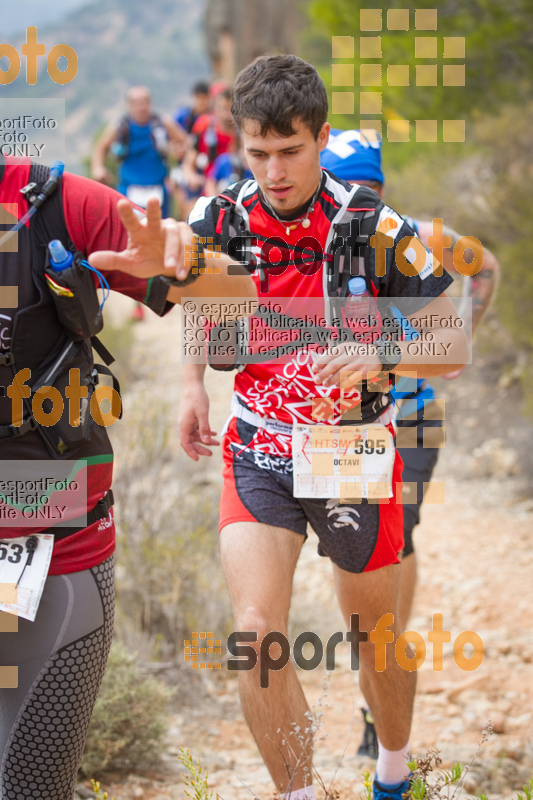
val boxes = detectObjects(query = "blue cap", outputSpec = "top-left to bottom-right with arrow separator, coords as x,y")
48,239 -> 73,271
348,277 -> 367,295
321,128 -> 384,184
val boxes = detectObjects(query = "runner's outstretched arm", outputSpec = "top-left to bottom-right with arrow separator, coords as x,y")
91,121 -> 119,185
312,292 -> 469,386
415,221 -> 500,378
89,197 -> 257,305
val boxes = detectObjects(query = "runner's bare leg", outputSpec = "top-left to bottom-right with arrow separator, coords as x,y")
333,563 -> 416,751
398,552 -> 418,627
220,521 -> 312,794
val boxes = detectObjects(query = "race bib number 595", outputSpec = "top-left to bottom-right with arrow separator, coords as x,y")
292,423 -> 394,501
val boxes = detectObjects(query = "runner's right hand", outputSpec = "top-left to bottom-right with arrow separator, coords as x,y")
92,165 -> 114,185
178,383 -> 220,460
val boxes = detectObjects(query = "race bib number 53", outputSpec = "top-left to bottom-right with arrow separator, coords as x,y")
292,423 -> 394,501
0,534 -> 54,622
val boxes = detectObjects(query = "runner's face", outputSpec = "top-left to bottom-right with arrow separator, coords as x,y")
241,118 -> 330,215
348,179 -> 384,199
128,91 -> 152,125
214,96 -> 234,131
194,92 -> 210,115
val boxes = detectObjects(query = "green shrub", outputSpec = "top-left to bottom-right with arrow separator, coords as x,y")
112,392 -> 232,660
81,642 -> 173,777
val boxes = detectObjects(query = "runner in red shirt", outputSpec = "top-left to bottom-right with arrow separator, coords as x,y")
0,157 -> 255,800
180,55 -> 468,800
180,88 -> 237,218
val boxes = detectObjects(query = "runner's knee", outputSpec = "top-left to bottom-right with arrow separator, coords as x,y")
235,605 -> 288,646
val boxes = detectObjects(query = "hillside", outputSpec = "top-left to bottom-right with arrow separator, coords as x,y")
1,0 -> 209,171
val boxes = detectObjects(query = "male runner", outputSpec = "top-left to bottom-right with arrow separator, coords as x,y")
180,87 -> 237,218
179,55 -> 468,800
171,81 -> 211,218
91,85 -> 186,218
321,128 -> 500,759
0,155 -> 254,800
173,81 -> 211,136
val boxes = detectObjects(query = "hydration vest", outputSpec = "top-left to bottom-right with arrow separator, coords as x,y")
0,162 -> 119,459
206,176 -> 400,370
113,114 -> 169,161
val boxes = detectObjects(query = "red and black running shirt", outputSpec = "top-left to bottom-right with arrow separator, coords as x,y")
0,158 -> 172,574
189,169 -> 453,436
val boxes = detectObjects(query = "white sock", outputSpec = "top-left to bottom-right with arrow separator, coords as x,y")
282,787 -> 316,800
376,739 -> 410,786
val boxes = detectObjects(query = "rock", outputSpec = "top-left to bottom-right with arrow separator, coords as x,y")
438,743 -> 479,767
470,438 -> 520,478
446,702 -> 463,717
462,774 -> 479,793
485,736 -> 525,762
509,711 -> 532,728
441,720 -> 465,737
446,674 -> 492,703
491,715 -> 506,734
422,682 -> 445,694
75,786 -> 95,799
496,641 -> 512,655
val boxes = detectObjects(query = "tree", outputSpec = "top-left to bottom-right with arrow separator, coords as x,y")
307,0 -> 533,124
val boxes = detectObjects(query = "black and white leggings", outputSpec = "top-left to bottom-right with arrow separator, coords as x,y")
0,556 -> 115,800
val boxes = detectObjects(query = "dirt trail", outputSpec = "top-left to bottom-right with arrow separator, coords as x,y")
94,298 -> 533,800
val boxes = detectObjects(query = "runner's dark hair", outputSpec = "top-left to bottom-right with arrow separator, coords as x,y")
193,81 -> 210,95
231,55 -> 328,140
216,87 -> 233,102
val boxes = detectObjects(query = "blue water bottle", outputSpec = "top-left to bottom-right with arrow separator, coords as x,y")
45,240 -> 103,340
48,240 -> 74,271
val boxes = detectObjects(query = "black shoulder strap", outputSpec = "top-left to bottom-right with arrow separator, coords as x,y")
327,197 -> 384,299
215,182 -> 242,241
208,121 -> 218,164
28,163 -> 115,366
359,202 -> 384,294
29,163 -> 73,265
117,115 -> 130,142
150,113 -> 164,129
91,336 -> 114,366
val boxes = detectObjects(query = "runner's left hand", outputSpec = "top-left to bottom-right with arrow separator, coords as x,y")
442,366 -> 465,380
311,341 -> 382,387
90,196 -> 193,281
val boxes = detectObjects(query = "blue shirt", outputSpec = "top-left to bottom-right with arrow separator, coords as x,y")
392,376 -> 435,419
117,120 -> 167,190
211,153 -> 253,187
388,263 -> 436,417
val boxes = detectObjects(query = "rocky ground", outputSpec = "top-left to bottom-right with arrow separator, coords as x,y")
76,298 -> 533,800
